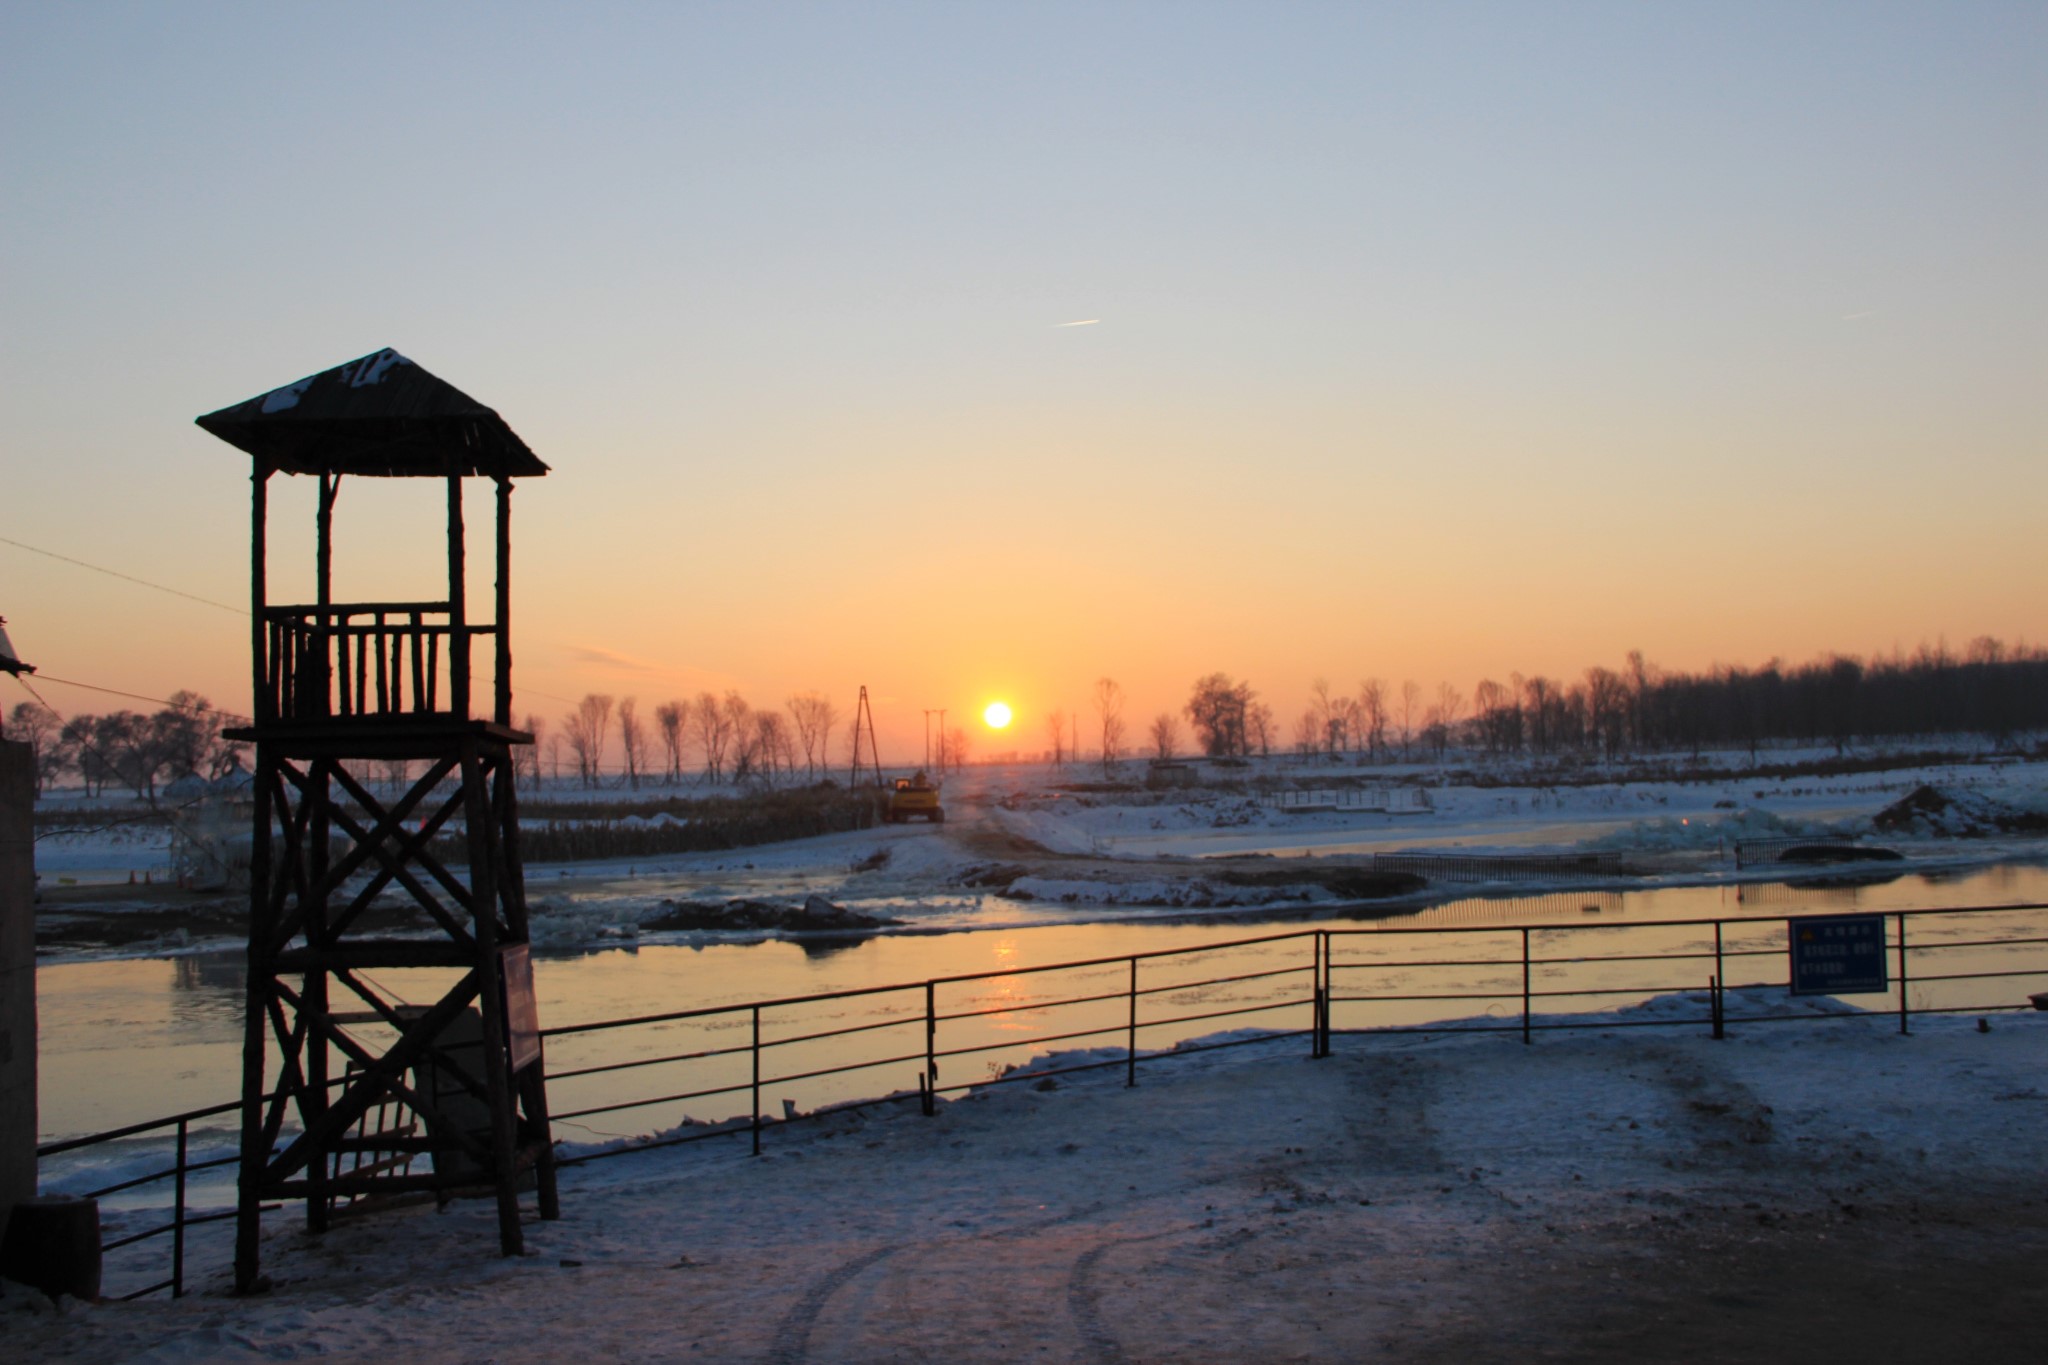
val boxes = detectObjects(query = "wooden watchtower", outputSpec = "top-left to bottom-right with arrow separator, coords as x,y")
199,348 -> 558,1293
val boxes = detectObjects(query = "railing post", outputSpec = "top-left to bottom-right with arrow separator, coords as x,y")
1313,931 -> 1329,1059
1521,927 -> 1532,1045
172,1118 -> 189,1299
750,1005 -> 762,1156
1713,922 -> 1726,1039
1897,913 -> 1911,1036
1125,958 -> 1139,1088
923,982 -> 938,1115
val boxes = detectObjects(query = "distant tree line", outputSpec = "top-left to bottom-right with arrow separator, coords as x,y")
1268,638 -> 2047,766
534,688 -> 861,790
7,692 -> 243,798
1140,638 -> 2044,770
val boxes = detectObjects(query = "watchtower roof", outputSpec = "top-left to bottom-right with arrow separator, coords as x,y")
195,348 -> 548,479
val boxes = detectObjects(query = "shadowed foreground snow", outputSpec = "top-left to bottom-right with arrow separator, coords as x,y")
9,991 -> 2048,1362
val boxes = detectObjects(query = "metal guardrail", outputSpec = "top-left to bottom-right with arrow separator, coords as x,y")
37,900 -> 2048,1298
1323,901 -> 2048,1045
33,1095 -> 243,1300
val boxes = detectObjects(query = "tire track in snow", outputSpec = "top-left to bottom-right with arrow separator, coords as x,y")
1065,1228 -> 1184,1364
762,1205 -> 1114,1363
765,1242 -> 903,1365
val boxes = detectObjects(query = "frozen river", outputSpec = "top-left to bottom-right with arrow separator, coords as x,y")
37,860 -> 2048,1148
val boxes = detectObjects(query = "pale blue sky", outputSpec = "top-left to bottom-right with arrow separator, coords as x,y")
4,2 -> 2043,750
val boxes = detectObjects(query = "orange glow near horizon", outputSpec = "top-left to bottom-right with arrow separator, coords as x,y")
3,10 -> 2042,768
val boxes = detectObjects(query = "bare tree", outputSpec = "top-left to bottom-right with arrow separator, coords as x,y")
1434,682 -> 1465,747
944,724 -> 971,772
1473,678 -> 1516,753
1626,649 -> 1656,750
1292,708 -> 1320,758
1330,697 -> 1361,758
6,701 -> 62,795
1046,711 -> 1067,766
153,691 -> 221,783
1522,675 -> 1557,755
544,732 -> 566,785
1248,700 -> 1275,757
520,713 -> 548,787
718,692 -> 754,779
1398,680 -> 1422,761
1185,673 -> 1254,757
1148,712 -> 1180,759
786,692 -> 836,780
1308,678 -> 1335,757
60,716 -> 104,796
617,697 -> 649,789
565,693 -> 614,788
1093,677 -> 1125,773
746,710 -> 792,785
812,696 -> 838,778
690,690 -> 730,782
1358,679 -> 1388,762
654,700 -> 688,784
1584,667 -> 1626,759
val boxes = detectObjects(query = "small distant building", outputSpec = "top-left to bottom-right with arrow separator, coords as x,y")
1146,759 -> 1200,790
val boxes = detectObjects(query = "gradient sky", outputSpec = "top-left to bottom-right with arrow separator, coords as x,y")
3,2 -> 2043,760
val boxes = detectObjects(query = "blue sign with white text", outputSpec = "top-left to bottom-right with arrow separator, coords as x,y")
1788,914 -> 1889,995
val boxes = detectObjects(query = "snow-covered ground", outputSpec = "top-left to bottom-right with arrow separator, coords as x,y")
10,991 -> 2048,1362
495,750 -> 2048,946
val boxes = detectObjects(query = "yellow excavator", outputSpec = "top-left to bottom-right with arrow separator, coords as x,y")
886,770 -> 944,824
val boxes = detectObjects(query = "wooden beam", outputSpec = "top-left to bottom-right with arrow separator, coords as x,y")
274,942 -> 476,972
495,477 -> 512,726
325,762 -> 478,924
460,737 -> 525,1255
260,976 -> 490,1184
447,470 -> 468,719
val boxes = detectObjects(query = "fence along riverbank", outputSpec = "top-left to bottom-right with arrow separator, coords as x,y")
40,899 -> 2048,1299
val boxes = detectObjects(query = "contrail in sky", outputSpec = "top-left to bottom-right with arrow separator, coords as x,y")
1056,319 -> 1101,327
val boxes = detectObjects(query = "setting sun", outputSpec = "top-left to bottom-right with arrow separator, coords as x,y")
983,701 -> 1012,729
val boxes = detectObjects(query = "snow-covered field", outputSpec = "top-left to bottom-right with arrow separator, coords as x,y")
10,991 -> 2048,1362
29,746 -> 2048,959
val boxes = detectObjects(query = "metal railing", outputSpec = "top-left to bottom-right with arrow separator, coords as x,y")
37,900 -> 2048,1298
1323,901 -> 2048,1044
541,929 -> 1322,1166
33,1096 -> 244,1300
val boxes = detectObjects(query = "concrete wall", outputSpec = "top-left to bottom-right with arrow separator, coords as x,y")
0,739 -> 36,1226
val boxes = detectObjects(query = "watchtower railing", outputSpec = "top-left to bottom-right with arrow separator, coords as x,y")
259,602 -> 496,724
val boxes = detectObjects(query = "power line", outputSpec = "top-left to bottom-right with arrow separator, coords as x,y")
10,670 -> 251,722
0,534 -> 245,615
4,533 -> 626,716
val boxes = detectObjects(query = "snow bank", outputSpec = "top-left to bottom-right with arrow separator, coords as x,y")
988,806 -> 1098,854
1579,807 -> 1833,852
